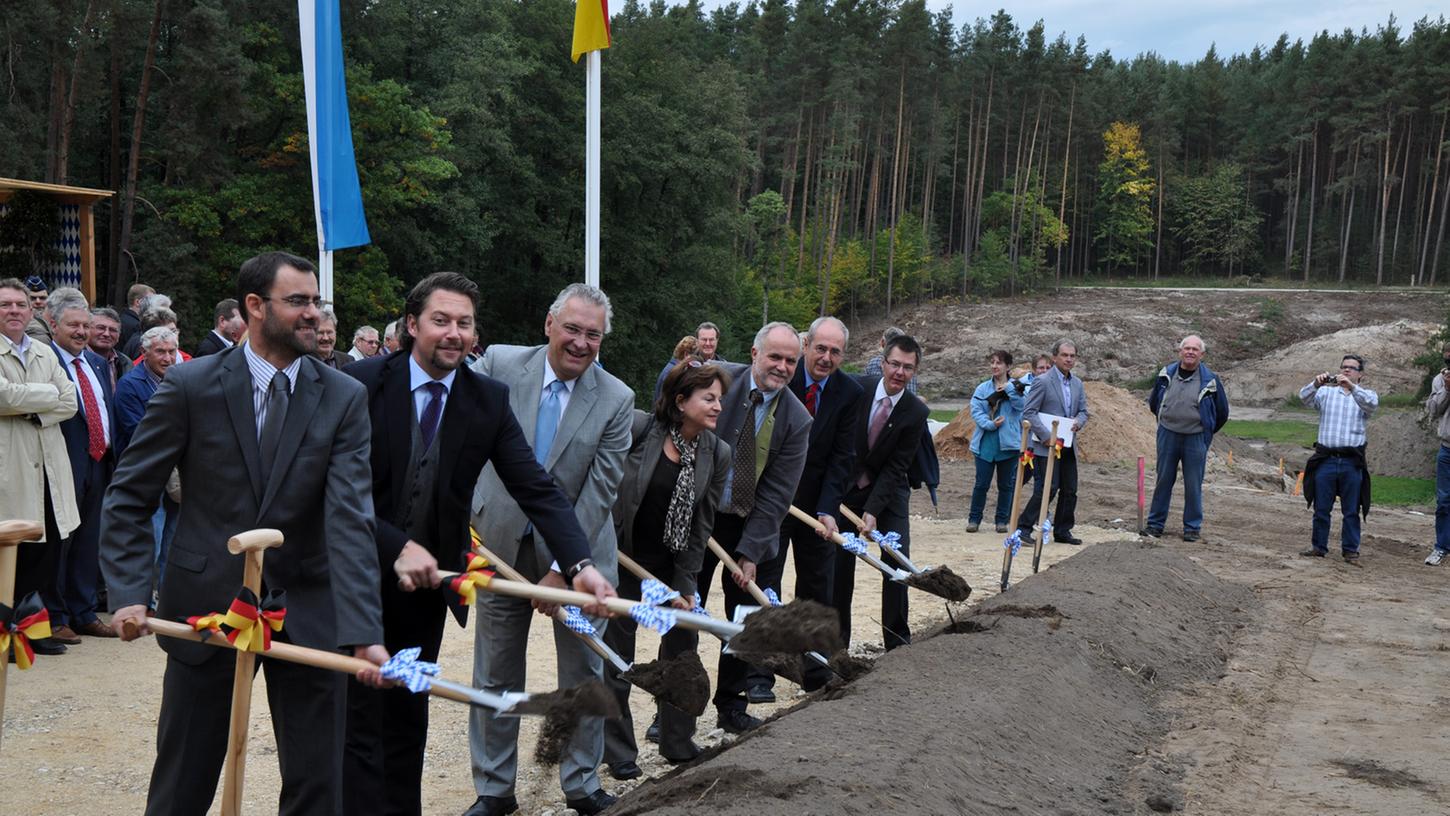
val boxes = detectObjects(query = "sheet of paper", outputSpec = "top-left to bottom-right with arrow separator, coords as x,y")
1036,412 -> 1075,448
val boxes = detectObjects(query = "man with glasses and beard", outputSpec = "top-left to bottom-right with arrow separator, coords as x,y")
101,251 -> 391,816
341,274 -> 616,816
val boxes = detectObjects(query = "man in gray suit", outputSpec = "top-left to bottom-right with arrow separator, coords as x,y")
465,283 -> 634,816
696,321 -> 811,735
1015,338 -> 1090,546
102,251 -> 390,816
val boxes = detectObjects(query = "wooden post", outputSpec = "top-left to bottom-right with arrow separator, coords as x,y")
0,520 -> 44,749
1137,456 -> 1146,532
220,529 -> 284,816
999,420 -> 1032,592
1031,421 -> 1060,574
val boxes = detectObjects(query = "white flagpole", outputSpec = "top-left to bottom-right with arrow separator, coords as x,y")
320,250 -> 334,304
584,48 -> 601,290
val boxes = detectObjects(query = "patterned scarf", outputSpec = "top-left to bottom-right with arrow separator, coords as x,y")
663,424 -> 698,553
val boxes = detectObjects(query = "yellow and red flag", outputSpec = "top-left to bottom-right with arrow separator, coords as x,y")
572,0 -> 611,63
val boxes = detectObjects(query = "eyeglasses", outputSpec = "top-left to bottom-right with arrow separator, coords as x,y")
261,294 -> 324,309
1339,364 -> 1362,372
560,322 -> 604,344
883,359 -> 917,374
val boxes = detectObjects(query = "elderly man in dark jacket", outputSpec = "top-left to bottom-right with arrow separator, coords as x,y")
1143,335 -> 1229,542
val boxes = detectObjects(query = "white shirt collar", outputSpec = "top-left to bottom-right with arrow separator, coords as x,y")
542,355 -> 576,394
213,329 -> 235,348
408,352 -> 457,393
874,377 -> 906,410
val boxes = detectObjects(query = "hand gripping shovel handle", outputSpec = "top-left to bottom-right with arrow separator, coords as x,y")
468,541 -> 630,673
786,506 -> 909,583
836,505 -> 923,574
704,538 -> 832,672
617,552 -> 728,646
1001,420 -> 1033,593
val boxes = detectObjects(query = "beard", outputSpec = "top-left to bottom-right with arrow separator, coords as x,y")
261,305 -> 318,357
428,341 -> 465,372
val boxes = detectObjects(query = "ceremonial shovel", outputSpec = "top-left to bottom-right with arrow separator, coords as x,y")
1031,420 -> 1061,574
0,518 -> 44,749
219,529 -> 283,816
835,506 -> 973,602
999,420 -> 1033,592
787,505 -> 971,602
703,537 -> 835,676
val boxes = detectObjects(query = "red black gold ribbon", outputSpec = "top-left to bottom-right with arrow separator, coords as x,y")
187,587 -> 286,652
1053,438 -> 1064,459
1020,449 -> 1035,470
448,551 -> 494,606
0,592 -> 52,670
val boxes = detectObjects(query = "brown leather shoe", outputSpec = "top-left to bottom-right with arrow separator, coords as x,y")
50,624 -> 82,645
76,620 -> 119,638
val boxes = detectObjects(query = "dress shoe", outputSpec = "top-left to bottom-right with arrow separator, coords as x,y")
716,709 -> 763,734
565,789 -> 617,816
1342,553 -> 1362,567
1054,535 -> 1084,546
28,638 -> 68,656
461,794 -> 518,816
1141,527 -> 1163,538
965,521 -> 980,533
746,684 -> 776,704
1182,531 -> 1201,543
1299,547 -> 1326,558
644,715 -> 660,744
76,620 -> 119,638
995,523 -> 1009,534
50,624 -> 82,645
607,760 -> 642,781
661,741 -> 704,764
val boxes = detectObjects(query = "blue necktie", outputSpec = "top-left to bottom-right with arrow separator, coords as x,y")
534,380 -> 566,466
418,381 -> 446,451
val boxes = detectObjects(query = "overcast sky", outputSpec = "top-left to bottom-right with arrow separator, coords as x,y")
680,1 -> 1445,63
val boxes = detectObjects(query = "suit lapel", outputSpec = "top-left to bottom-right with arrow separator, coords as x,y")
384,354 -> 414,513
548,365 -> 596,471
259,360 -> 323,516
222,352 -> 265,507
513,349 -> 544,444
635,422 -> 665,500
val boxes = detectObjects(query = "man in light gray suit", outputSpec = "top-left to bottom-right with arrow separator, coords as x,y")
695,322 -> 811,735
1015,338 -> 1090,546
465,283 -> 634,816
102,251 -> 390,816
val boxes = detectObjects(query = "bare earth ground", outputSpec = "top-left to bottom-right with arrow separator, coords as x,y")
4,453 -> 1447,815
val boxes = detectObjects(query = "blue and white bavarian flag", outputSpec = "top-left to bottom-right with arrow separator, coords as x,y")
298,0 -> 370,251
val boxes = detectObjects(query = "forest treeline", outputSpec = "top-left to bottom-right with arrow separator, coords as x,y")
3,0 -> 1449,396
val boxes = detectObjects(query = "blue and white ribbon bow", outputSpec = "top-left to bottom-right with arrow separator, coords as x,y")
381,647 -> 441,694
1039,518 -> 1053,536
763,587 -> 783,607
691,594 -> 709,616
1003,529 -> 1024,556
640,578 -> 681,606
840,532 -> 868,555
562,605 -> 597,637
629,603 -> 678,635
872,530 -> 903,553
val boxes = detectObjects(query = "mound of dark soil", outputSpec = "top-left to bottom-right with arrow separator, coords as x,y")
622,650 -> 710,716
611,541 -> 1253,815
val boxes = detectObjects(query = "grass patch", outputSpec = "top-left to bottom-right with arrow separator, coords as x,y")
1372,476 -> 1436,506
929,408 -> 961,423
1220,419 -> 1318,447
1378,393 -> 1424,408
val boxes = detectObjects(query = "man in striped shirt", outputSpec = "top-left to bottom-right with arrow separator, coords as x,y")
1298,354 -> 1378,564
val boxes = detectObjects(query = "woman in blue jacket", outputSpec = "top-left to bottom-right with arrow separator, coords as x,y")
968,350 -> 1026,533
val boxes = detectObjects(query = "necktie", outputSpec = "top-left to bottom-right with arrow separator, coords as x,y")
418,381 -> 446,451
857,397 -> 892,488
72,358 -> 106,461
534,380 -> 566,466
258,370 -> 291,480
727,389 -> 764,516
803,382 -> 819,416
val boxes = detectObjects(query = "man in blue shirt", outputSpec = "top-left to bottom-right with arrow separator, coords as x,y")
1298,354 -> 1378,564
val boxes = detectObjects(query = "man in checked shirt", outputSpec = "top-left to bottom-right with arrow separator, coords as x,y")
1298,354 -> 1378,565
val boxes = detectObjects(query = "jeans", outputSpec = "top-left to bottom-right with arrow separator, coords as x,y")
151,496 -> 178,592
969,455 -> 1017,525
1311,455 -> 1363,555
1147,427 -> 1208,534
1436,445 -> 1450,553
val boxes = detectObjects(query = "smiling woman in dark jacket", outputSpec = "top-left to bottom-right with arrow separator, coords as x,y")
602,361 -> 732,775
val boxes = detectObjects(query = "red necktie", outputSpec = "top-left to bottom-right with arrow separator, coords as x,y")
72,358 -> 107,461
803,382 -> 819,416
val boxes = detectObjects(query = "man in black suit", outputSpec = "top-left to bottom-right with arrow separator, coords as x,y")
117,282 -> 153,351
103,251 -> 391,816
341,272 -> 615,816
693,322 -> 811,736
835,333 -> 929,651
750,315 -> 861,699
46,288 -> 119,641
194,298 -> 243,357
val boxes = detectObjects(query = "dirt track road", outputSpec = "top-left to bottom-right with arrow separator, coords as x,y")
2,456 -> 1447,814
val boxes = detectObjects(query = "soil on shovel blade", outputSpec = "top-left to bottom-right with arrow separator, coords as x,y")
725,599 -> 841,655
609,541 -> 1253,815
529,680 -> 621,766
902,564 -> 972,601
621,650 -> 711,716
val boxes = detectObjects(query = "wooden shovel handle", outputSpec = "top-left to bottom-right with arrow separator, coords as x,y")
227,528 -> 284,555
836,505 -> 914,572
467,540 -> 619,664
1031,421 -> 1061,569
0,520 -> 42,548
706,537 -> 773,608
617,551 -> 662,585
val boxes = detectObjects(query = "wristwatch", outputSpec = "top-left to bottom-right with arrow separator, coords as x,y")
565,558 -> 595,581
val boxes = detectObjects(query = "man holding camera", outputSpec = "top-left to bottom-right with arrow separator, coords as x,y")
1424,344 -> 1450,566
1298,355 -> 1377,565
